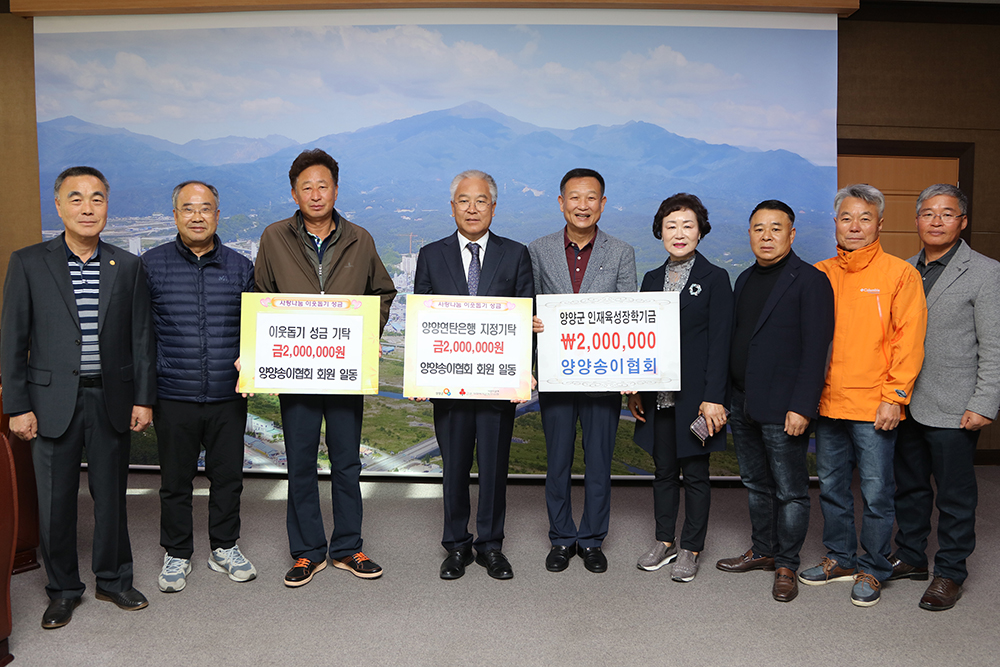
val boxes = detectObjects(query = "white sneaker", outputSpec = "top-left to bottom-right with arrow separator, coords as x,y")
208,545 -> 257,582
159,554 -> 192,592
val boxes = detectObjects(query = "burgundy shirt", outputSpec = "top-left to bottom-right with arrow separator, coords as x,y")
564,227 -> 597,294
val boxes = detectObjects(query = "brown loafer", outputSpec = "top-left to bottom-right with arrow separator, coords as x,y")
772,567 -> 799,602
887,555 -> 929,581
918,576 -> 962,611
716,548 -> 776,573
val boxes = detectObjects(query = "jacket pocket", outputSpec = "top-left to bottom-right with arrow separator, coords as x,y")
120,364 -> 134,381
27,366 -> 51,386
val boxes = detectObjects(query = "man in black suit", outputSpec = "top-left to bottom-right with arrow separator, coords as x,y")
715,200 -> 834,603
1,166 -> 156,629
414,169 -> 534,580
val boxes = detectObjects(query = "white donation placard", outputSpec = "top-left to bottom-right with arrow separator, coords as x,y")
536,292 -> 680,392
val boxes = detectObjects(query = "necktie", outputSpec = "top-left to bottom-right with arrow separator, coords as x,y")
468,242 -> 481,296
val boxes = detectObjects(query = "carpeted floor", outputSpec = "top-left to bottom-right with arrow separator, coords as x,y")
8,467 -> 1000,666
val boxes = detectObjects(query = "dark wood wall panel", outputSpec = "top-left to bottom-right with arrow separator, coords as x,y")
0,13 -> 43,314
9,0 -> 857,17
838,18 -> 1000,259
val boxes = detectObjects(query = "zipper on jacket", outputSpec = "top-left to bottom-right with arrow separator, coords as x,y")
876,294 -> 890,370
198,264 -> 209,399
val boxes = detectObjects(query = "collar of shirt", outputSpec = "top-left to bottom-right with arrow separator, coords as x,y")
917,237 -> 963,270
62,233 -> 101,263
458,229 -> 489,281
175,233 -> 221,265
296,209 -> 343,260
564,226 -> 597,251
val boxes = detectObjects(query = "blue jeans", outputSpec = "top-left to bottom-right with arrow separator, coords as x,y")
729,391 -> 810,571
815,417 -> 896,582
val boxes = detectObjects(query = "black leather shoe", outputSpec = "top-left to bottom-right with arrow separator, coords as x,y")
42,597 -> 81,629
887,555 -> 929,581
545,544 -> 577,572
440,546 -> 475,580
95,587 -> 149,611
284,557 -> 327,587
476,550 -> 514,580
581,546 -> 608,573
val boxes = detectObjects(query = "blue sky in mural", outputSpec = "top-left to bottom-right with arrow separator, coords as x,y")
34,16 -> 836,166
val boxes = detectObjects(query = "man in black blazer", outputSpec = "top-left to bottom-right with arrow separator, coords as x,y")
715,200 -> 834,603
414,170 -> 534,580
1,166 -> 156,629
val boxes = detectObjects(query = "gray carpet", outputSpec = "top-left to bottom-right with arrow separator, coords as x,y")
9,468 -> 1000,666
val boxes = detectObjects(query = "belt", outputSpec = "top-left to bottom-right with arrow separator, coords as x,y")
79,375 -> 102,387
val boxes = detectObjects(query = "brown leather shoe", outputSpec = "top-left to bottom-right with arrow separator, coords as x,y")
887,555 -> 929,581
918,576 -> 962,611
772,567 -> 798,602
716,548 -> 776,573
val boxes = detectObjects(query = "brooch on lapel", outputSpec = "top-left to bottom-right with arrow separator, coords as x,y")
689,283 -> 702,296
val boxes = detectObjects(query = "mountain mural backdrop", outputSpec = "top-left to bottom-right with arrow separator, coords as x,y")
37,102 -> 838,276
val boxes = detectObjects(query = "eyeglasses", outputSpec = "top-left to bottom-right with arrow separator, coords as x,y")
454,198 -> 492,211
178,206 -> 216,218
918,212 -> 964,223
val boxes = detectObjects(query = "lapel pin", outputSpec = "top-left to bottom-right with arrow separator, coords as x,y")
110,260 -> 116,265
689,283 -> 702,296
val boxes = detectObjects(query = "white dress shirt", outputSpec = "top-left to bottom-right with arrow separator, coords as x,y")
457,230 -> 490,282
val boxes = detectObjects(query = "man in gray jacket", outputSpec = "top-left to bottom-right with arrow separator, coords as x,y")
529,168 -> 637,574
890,184 -> 1000,611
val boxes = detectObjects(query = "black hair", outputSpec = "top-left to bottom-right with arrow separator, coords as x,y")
289,149 -> 339,188
54,166 -> 109,197
560,168 -> 605,197
652,193 -> 710,239
749,199 -> 795,225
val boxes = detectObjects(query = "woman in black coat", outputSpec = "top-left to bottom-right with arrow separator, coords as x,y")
629,193 -> 733,583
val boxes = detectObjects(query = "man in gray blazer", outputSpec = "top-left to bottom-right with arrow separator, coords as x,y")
890,184 -> 1000,612
1,166 -> 156,629
529,168 -> 637,574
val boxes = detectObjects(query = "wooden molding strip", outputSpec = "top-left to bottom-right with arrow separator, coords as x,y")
10,0 -> 859,18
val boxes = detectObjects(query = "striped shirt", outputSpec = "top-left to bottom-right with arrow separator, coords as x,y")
65,240 -> 101,375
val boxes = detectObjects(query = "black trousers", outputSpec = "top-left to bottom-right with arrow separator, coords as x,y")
279,393 -> 364,562
651,407 -> 711,552
155,398 -> 247,559
539,391 -> 621,549
32,385 -> 133,600
434,398 -> 515,553
894,415 -> 979,584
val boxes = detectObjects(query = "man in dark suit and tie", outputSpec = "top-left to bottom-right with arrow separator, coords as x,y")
1,166 -> 156,629
715,200 -> 834,603
414,170 -> 534,580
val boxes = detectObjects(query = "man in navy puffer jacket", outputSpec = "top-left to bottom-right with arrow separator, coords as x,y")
142,181 -> 256,593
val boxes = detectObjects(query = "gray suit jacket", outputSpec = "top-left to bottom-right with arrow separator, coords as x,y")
1,236 -> 156,438
907,239 -> 1000,428
528,227 -> 637,296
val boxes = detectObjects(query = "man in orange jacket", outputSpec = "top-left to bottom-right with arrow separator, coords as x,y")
798,184 -> 927,608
